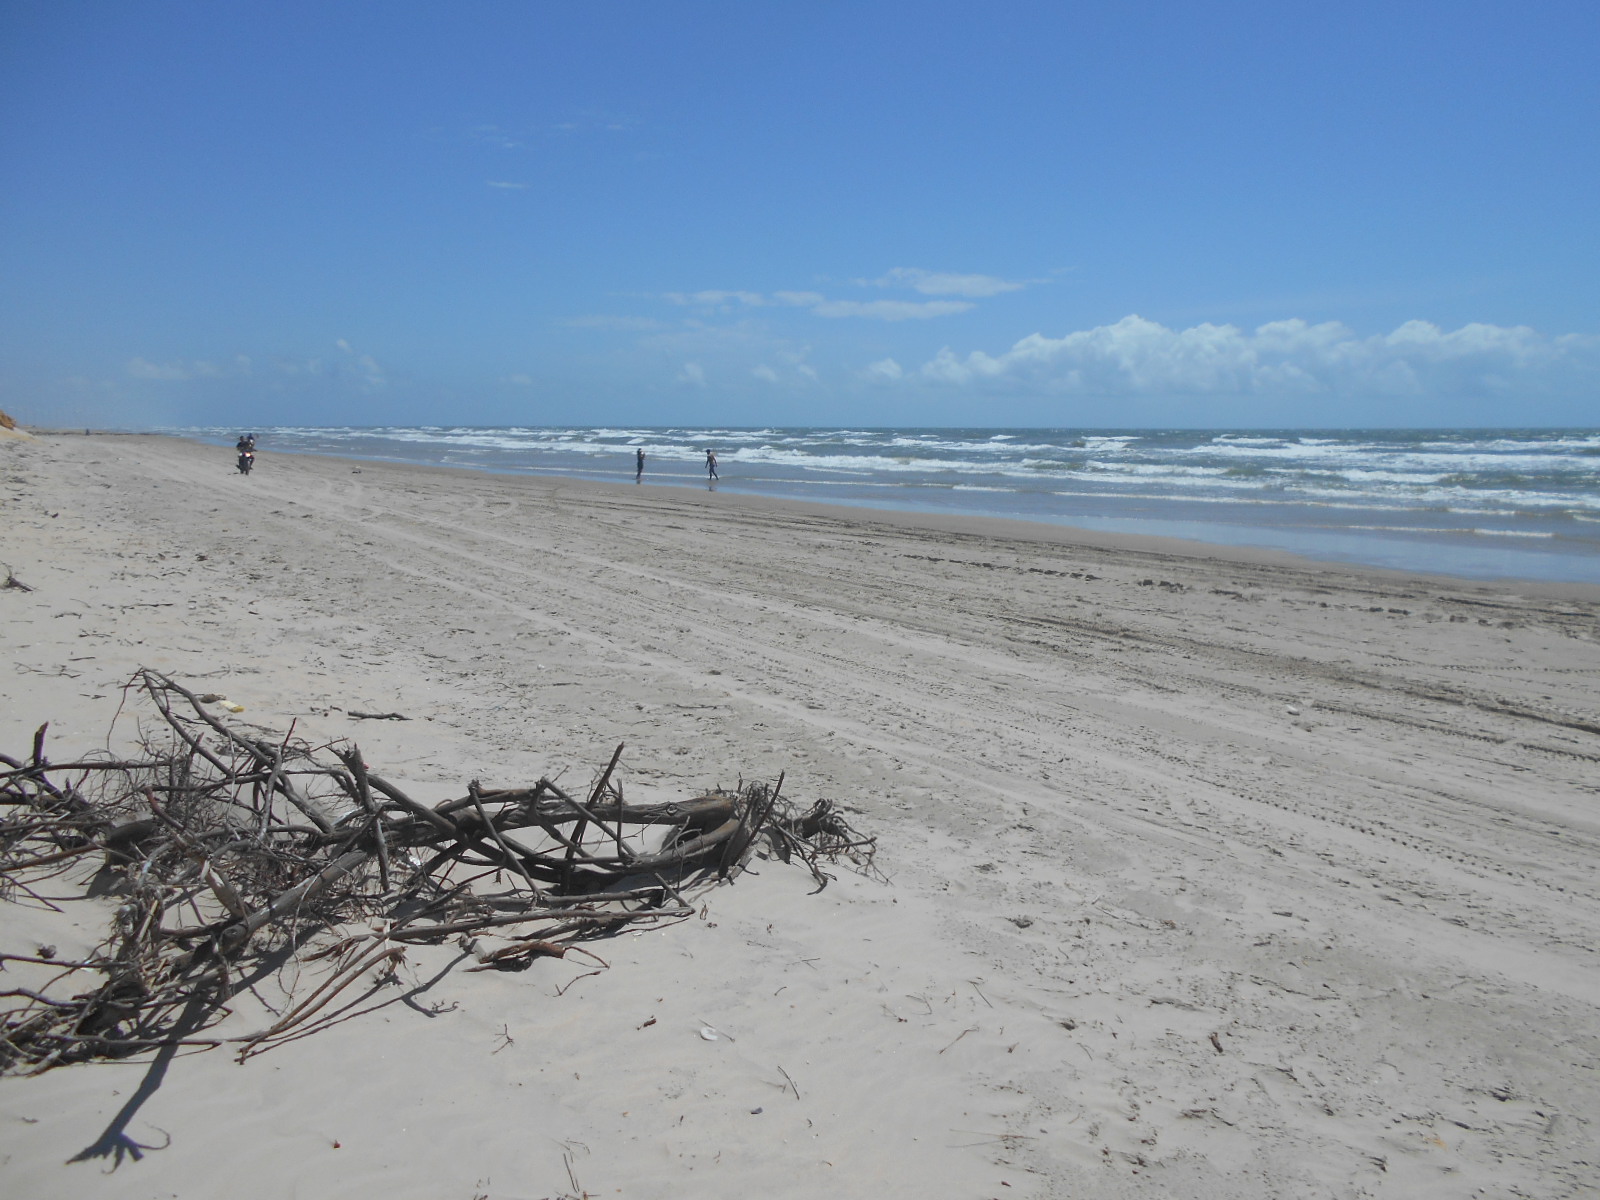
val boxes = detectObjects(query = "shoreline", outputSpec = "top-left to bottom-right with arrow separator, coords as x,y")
158,424 -> 1600,588
3,432 -> 1597,1198
96,429 -> 1600,598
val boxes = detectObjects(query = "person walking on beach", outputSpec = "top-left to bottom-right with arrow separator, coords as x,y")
635,447 -> 645,483
705,448 -> 718,480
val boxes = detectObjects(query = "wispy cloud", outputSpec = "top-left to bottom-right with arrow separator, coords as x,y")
125,345 -> 391,397
863,267 -> 1030,298
486,180 -> 529,190
750,347 -> 817,384
470,111 -> 637,151
126,355 -> 249,381
565,314 -> 671,331
677,362 -> 706,386
898,315 -> 1600,397
655,267 -> 1027,322
664,290 -> 771,309
127,357 -> 219,381
334,338 -> 386,390
662,286 -> 975,321
813,298 -> 975,321
265,341 -> 386,390
551,110 -> 637,135
468,124 -> 527,151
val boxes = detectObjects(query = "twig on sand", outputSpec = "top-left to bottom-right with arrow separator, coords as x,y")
939,1026 -> 978,1054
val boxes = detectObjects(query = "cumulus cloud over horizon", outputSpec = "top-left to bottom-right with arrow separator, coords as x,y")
898,316 -> 1600,396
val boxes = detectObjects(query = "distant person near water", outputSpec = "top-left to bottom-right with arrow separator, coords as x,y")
635,447 -> 645,483
705,449 -> 718,480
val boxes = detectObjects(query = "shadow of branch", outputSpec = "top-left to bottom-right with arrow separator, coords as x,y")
66,996 -> 211,1169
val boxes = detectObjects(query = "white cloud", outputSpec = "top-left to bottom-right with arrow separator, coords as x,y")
487,180 -> 529,189
506,373 -> 534,386
902,315 -> 1600,397
813,299 -> 976,321
866,267 -> 1028,298
677,362 -> 706,385
751,364 -> 779,382
863,358 -> 904,382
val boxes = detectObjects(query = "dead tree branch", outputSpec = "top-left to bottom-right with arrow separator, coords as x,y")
0,670 -> 875,1073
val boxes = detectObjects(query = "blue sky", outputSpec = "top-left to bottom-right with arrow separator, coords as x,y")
3,1 -> 1597,429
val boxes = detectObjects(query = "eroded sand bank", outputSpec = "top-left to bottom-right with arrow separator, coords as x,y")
2,434 -> 1596,1199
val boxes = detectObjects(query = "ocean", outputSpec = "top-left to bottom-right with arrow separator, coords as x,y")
180,425 -> 1600,584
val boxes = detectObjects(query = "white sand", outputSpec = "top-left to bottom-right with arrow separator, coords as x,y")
2,433 -> 1596,1199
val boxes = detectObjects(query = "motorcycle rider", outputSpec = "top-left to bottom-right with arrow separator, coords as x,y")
235,434 -> 256,474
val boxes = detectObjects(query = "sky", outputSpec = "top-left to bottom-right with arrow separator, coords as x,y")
2,0 -> 1598,430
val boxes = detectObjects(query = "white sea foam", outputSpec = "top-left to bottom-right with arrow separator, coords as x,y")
169,423 -> 1600,579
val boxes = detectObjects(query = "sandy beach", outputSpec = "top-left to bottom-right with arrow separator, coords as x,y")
2,432 -> 1597,1199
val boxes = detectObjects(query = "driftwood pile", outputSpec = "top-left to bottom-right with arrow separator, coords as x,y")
0,670 -> 876,1074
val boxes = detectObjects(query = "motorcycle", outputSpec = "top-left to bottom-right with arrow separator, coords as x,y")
237,451 -> 254,475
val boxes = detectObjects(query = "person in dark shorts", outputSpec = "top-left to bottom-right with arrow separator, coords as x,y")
636,447 -> 645,483
705,448 -> 718,480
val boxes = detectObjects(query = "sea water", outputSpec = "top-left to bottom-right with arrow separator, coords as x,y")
177,426 -> 1600,584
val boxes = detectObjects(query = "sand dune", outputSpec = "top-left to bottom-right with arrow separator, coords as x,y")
2,433 -> 1596,1199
